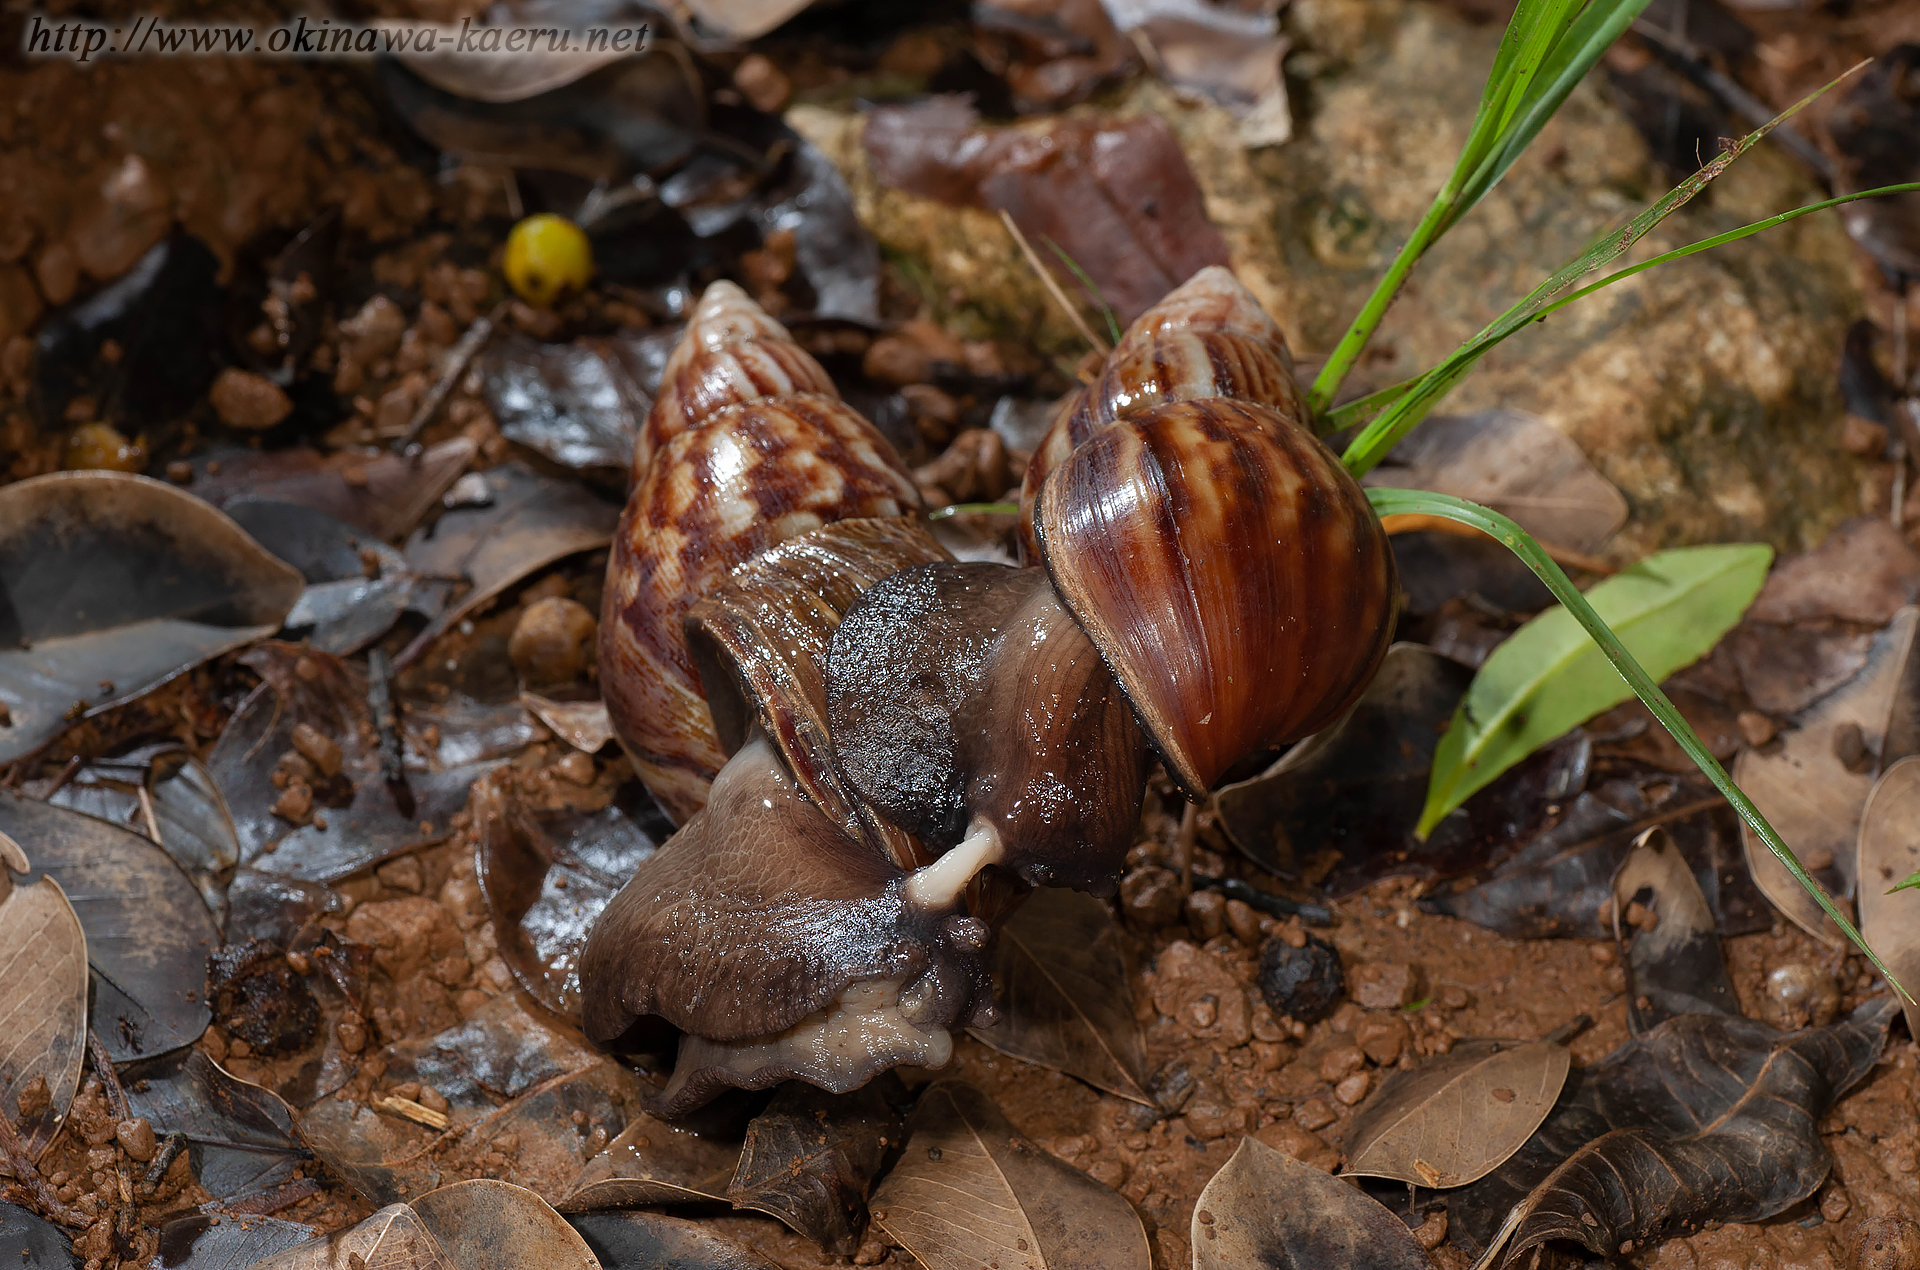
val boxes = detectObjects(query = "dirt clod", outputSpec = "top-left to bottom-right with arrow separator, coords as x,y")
115,1118 -> 156,1163
1349,961 -> 1419,1010
291,722 -> 344,777
1257,933 -> 1346,1022
1853,1216 -> 1920,1270
1121,866 -> 1184,927
209,368 -> 293,431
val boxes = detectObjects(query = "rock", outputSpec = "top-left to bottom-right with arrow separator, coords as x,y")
1354,1013 -> 1409,1065
290,721 -> 343,777
1256,932 -> 1345,1022
1184,1081 -> 1248,1140
205,939 -> 319,1056
1333,1070 -> 1371,1105
1317,1044 -> 1366,1083
509,596 -> 597,684
1185,889 -> 1228,941
1349,961 -> 1418,1010
115,1117 -> 157,1163
1854,1216 -> 1920,1270
209,367 -> 293,431
791,0 -> 1869,556
1148,1058 -> 1198,1113
1120,865 -> 1184,926
1292,1097 -> 1336,1131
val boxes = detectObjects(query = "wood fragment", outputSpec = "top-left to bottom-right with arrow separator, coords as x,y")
999,210 -> 1111,358
375,1094 -> 451,1131
394,302 -> 507,454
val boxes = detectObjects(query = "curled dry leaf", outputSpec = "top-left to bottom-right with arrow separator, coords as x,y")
567,1211 -> 780,1270
1454,999 -> 1898,1266
399,463 -> 620,667
188,438 -> 478,542
120,1048 -> 307,1201
561,1112 -> 737,1211
521,693 -> 616,754
0,831 -> 87,1158
727,1079 -> 905,1254
252,1179 -> 599,1270
0,793 -> 216,1062
964,886 -> 1151,1105
1366,410 -> 1629,555
152,1213 -> 315,1270
1193,1137 -> 1430,1270
1855,756 -> 1920,1039
1612,826 -> 1739,1033
868,1081 -> 1150,1270
1733,605 -> 1919,943
0,471 -> 303,765
1341,1026 -> 1573,1190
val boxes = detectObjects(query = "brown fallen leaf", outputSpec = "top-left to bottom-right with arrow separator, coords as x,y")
560,1114 -> 737,1211
1341,1024 -> 1574,1191
1855,756 -> 1920,1039
727,1079 -> 904,1254
0,831 -> 88,1158
1733,605 -> 1919,943
1194,1137 -> 1431,1270
1746,518 -> 1920,626
1613,826 -> 1739,1033
520,693 -> 616,755
965,887 -> 1151,1105
188,438 -> 477,542
568,1210 -> 780,1270
869,1081 -> 1149,1270
120,1048 -> 307,1201
249,1178 -> 598,1270
0,471 -> 303,765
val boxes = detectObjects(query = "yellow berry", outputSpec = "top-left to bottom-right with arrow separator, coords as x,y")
504,214 -> 593,308
63,421 -> 144,472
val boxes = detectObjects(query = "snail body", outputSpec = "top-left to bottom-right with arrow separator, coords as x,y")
585,270 -> 1395,1115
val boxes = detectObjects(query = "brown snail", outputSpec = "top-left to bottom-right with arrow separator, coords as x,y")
583,268 -> 1395,1114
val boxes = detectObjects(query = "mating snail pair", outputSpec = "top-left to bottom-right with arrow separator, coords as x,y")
583,267 -> 1397,1114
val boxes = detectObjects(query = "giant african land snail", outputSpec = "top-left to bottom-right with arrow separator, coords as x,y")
583,268 -> 1396,1115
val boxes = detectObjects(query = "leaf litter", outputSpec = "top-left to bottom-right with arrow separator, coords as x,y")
0,832 -> 88,1159
1192,1137 -> 1430,1270
1612,826 -> 1741,1032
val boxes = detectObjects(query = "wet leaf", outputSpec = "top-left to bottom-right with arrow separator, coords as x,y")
1855,756 -> 1920,1040
1613,826 -> 1738,1033
398,464 -> 619,667
561,1114 -> 738,1211
0,832 -> 87,1158
1342,1028 -> 1572,1190
1219,645 -> 1592,896
1366,410 -> 1628,555
250,1179 -> 600,1270
0,472 -> 303,764
1453,999 -> 1898,1266
567,1211 -> 779,1270
0,1202 -> 75,1269
0,793 -> 217,1061
224,498 -> 419,655
121,1048 -> 308,1201
727,1079 -> 904,1254
151,1213 -> 315,1270
1733,605 -> 1919,943
476,785 -> 668,1020
868,1081 -> 1150,1270
211,645 -> 533,882
188,438 -> 478,542
1104,0 -> 1291,146
862,99 -> 1229,324
973,0 -> 1132,114
521,693 -> 615,754
482,334 -> 655,474
1421,778 -> 1768,940
1388,531 -> 1553,619
1421,544 -> 1772,835
964,887 -> 1150,1105
1192,1136 -> 1429,1270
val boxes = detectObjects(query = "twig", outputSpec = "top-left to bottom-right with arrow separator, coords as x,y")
367,650 -> 415,820
998,210 -> 1111,357
87,1031 -> 138,1255
1190,873 -> 1336,926
219,1176 -> 323,1216
42,756 -> 82,797
392,302 -> 506,456
136,783 -> 162,844
139,1133 -> 188,1197
0,1110 -> 87,1229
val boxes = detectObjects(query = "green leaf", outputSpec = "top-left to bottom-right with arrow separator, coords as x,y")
1368,486 -> 1907,999
1420,542 -> 1769,835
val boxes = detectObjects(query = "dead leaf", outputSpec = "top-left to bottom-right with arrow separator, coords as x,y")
868,1081 -> 1150,1270
1342,1029 -> 1573,1190
1747,518 -> 1920,626
0,831 -> 87,1158
1365,411 -> 1628,556
385,22 -> 634,104
225,498 -> 419,655
1855,756 -> 1920,1039
1613,826 -> 1738,1033
0,471 -> 303,764
398,464 -> 620,668
250,1179 -> 599,1270
728,1079 -> 905,1254
1193,1136 -> 1431,1270
152,1214 -> 316,1270
1726,621 -> 1874,717
1825,45 -> 1920,278
521,693 -> 615,754
567,1211 -> 779,1270
1733,606 -> 1918,943
965,887 -> 1151,1105
561,1114 -> 737,1211
483,334 -> 660,473
1453,999 -> 1898,1266
188,438 -> 478,542
0,1201 -> 76,1268
121,1048 -> 307,1201
1107,0 -> 1292,147
0,793 -> 217,1061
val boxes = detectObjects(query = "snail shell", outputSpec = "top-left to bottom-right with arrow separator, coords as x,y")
600,282 -> 923,824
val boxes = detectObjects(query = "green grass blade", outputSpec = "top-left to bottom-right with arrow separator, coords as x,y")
1044,240 -> 1122,346
1321,379 -> 1418,435
1896,871 -> 1920,893
1366,486 -> 1910,999
928,502 -> 1019,519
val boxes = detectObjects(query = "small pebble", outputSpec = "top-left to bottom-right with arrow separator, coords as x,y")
1257,933 -> 1345,1022
115,1118 -> 156,1163
1185,890 -> 1227,941
1120,866 -> 1184,927
291,722 -> 343,777
1763,962 -> 1842,1029
1318,1045 -> 1366,1083
1737,710 -> 1777,747
1223,898 -> 1261,946
1333,1071 -> 1371,1105
1293,1098 -> 1336,1131
416,1085 -> 449,1113
1349,961 -> 1418,1010
1354,1013 -> 1409,1066
209,367 -> 293,431
509,596 -> 597,684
